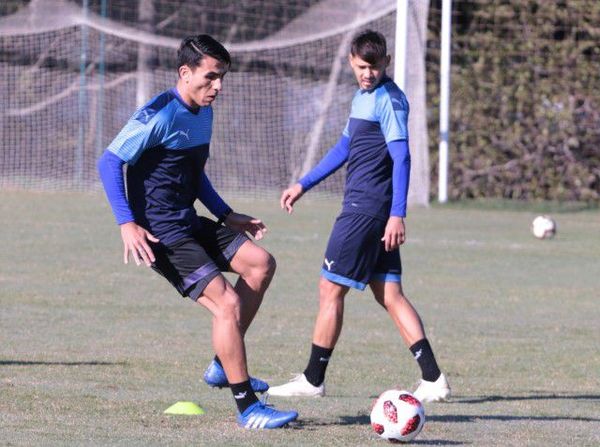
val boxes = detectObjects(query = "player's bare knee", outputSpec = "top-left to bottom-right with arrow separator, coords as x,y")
383,291 -> 410,312
260,252 -> 277,280
396,292 -> 410,304
319,278 -> 344,303
243,249 -> 276,283
214,290 -> 242,321
318,277 -> 332,298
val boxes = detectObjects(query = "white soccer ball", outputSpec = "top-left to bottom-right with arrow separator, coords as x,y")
370,389 -> 425,442
531,215 -> 557,239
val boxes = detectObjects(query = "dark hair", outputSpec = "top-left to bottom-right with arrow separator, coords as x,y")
177,34 -> 231,69
350,30 -> 387,64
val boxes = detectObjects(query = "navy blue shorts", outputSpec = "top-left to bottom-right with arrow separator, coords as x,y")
150,217 -> 248,301
321,212 -> 402,290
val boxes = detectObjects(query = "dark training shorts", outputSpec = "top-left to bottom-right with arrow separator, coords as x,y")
321,212 -> 402,290
150,217 -> 248,301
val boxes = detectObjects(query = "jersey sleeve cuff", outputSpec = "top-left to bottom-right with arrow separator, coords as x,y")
298,177 -> 312,191
216,207 -> 233,225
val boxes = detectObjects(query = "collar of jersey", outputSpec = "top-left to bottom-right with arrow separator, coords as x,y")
170,88 -> 203,115
359,75 -> 393,94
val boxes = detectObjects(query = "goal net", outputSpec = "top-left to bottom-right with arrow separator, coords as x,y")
1,0 -> 429,204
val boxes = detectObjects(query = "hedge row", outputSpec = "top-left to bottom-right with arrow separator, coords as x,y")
427,0 -> 600,201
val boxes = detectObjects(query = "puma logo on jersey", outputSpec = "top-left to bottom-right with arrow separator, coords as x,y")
177,129 -> 191,140
135,108 -> 152,124
324,258 -> 335,271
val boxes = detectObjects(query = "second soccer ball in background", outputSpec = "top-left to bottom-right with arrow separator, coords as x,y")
531,215 -> 557,239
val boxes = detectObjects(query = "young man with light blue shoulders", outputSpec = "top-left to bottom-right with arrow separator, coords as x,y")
269,30 -> 450,403
97,34 -> 297,429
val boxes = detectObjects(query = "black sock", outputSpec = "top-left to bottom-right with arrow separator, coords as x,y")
213,356 -> 222,367
230,380 -> 259,414
303,343 -> 334,387
410,338 -> 441,382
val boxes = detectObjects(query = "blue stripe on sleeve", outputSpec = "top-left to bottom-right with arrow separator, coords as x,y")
97,150 -> 135,225
197,172 -> 232,220
299,135 -> 350,191
387,139 -> 411,217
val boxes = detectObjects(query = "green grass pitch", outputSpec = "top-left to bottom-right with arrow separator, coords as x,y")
1,191 -> 599,445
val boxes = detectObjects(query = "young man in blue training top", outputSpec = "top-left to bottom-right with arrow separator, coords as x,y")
97,34 -> 297,429
268,30 -> 450,403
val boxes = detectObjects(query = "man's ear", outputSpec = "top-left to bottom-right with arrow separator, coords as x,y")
178,64 -> 191,81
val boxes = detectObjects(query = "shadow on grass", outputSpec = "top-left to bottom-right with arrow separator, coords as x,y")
338,410 -> 600,424
409,442 -> 468,445
456,394 -> 600,404
289,414 -> 370,428
429,414 -> 600,423
338,416 -> 470,444
291,416 -> 468,444
433,394 -> 600,423
0,360 -> 127,366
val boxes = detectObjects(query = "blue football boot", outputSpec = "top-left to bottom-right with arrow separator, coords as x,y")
203,360 -> 269,393
237,401 -> 298,429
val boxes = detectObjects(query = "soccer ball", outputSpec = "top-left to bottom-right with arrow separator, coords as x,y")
531,215 -> 556,239
370,389 -> 425,442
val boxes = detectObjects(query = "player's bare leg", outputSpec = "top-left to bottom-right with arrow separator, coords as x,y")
369,280 -> 450,402
369,281 -> 425,346
197,274 -> 249,384
268,277 -> 349,397
198,273 -> 298,427
204,241 -> 274,392
312,277 -> 349,348
229,240 -> 276,335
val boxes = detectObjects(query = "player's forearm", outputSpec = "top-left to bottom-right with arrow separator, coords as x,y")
299,135 -> 350,191
97,150 -> 135,225
197,172 -> 232,221
387,139 -> 411,217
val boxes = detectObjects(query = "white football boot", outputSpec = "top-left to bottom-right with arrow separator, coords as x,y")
267,374 -> 325,397
413,373 -> 451,403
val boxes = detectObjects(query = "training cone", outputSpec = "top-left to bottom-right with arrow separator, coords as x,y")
163,401 -> 205,415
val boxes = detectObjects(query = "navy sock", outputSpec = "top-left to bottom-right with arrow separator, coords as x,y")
230,380 -> 259,414
303,343 -> 334,387
410,338 -> 441,382
214,356 -> 222,367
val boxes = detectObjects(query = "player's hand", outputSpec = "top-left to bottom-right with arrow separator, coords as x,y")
224,212 -> 268,240
381,216 -> 406,252
120,221 -> 159,266
280,183 -> 304,214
